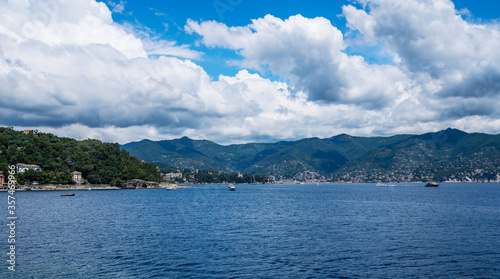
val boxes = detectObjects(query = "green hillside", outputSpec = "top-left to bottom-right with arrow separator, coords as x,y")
0,127 -> 161,185
338,129 -> 500,182
122,128 -> 500,182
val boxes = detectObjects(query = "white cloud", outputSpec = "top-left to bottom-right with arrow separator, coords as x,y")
108,0 -> 125,14
185,1 -> 500,138
342,4 -> 376,41
186,14 -> 409,108
0,0 -> 499,145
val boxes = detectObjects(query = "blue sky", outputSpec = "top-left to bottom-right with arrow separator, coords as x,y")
0,0 -> 499,144
105,0 -> 355,79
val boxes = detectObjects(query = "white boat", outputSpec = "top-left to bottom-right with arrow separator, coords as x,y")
376,182 -> 386,186
228,184 -> 236,191
163,183 -> 178,191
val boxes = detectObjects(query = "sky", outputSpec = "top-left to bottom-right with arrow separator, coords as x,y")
0,0 -> 499,144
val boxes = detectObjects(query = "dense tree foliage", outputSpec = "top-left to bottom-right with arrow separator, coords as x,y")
0,127 -> 161,185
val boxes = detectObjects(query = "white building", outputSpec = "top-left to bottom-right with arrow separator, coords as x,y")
163,172 -> 182,180
72,171 -> 83,183
16,163 -> 42,173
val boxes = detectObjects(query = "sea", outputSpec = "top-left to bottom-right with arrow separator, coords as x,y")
0,183 -> 499,278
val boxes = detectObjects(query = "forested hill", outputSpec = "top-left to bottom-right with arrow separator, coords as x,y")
122,128 -> 500,182
0,127 -> 161,185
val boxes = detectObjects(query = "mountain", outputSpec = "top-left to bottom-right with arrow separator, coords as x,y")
337,128 -> 500,182
121,128 -> 500,182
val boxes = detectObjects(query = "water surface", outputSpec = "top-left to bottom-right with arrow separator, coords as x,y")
1,183 -> 499,278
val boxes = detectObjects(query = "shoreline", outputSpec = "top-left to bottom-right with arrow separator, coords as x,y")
1,181 -> 499,192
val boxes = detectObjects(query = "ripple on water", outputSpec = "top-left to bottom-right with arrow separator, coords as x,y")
0,183 -> 499,278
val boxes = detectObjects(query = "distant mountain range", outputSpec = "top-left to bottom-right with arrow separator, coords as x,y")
121,128 -> 500,182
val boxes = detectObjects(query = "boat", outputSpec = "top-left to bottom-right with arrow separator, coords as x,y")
376,182 -> 386,186
425,182 -> 439,187
61,193 -> 75,196
228,184 -> 236,191
165,184 -> 178,191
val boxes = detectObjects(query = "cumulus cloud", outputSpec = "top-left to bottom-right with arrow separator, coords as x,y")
0,0 -> 348,143
185,14 -> 408,108
186,0 -> 500,136
348,0 -> 500,95
0,0 -> 499,144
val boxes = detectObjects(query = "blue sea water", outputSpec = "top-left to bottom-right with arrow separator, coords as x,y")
0,183 -> 499,278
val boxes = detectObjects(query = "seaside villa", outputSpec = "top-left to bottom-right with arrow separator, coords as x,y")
72,171 -> 83,184
0,172 -> 5,189
16,163 -> 42,173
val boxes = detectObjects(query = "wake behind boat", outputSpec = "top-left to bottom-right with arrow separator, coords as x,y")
228,184 -> 236,191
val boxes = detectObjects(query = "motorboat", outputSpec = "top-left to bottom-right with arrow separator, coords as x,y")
228,184 -> 236,191
165,184 -> 178,191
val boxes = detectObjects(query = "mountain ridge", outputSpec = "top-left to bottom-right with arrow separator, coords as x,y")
121,128 -> 500,182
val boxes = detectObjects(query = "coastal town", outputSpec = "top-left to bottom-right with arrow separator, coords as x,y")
2,162 -> 499,192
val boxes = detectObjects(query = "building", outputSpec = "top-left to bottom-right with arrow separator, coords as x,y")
16,163 -> 42,173
23,129 -> 33,135
163,172 -> 182,180
72,171 -> 83,184
125,179 -> 159,189
0,171 -> 5,188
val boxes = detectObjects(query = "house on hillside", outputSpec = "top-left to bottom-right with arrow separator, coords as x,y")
0,172 -> 6,189
16,163 -> 42,173
72,171 -> 83,184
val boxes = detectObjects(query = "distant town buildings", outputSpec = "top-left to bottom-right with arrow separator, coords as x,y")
72,171 -> 83,184
163,172 -> 182,180
16,163 -> 42,173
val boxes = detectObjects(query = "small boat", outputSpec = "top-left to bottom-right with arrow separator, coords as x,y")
61,193 -> 75,196
425,182 -> 439,187
228,184 -> 236,191
376,182 -> 386,186
165,184 -> 178,191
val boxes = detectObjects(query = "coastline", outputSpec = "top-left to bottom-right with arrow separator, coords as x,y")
1,181 -> 498,192
0,184 -> 121,191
